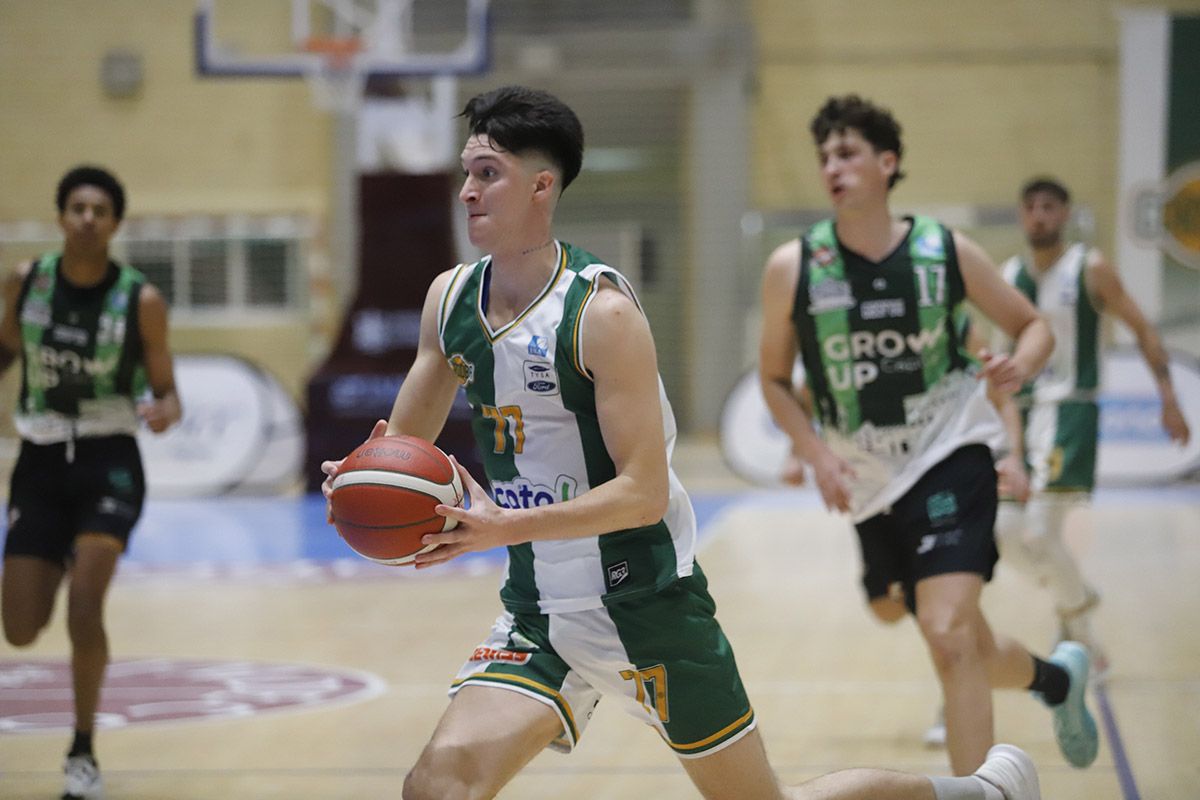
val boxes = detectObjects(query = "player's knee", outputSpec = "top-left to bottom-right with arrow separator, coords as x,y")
917,612 -> 985,671
868,596 -> 906,624
3,618 -> 41,647
402,747 -> 488,800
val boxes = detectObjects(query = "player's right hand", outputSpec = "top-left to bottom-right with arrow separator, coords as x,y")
321,419 -> 389,522
810,447 -> 856,514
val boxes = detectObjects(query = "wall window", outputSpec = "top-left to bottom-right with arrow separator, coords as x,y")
0,215 -> 312,320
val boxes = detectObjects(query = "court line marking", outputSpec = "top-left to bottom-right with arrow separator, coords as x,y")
1095,684 -> 1141,800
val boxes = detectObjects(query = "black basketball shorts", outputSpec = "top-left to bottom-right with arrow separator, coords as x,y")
4,435 -> 146,567
854,444 -> 999,614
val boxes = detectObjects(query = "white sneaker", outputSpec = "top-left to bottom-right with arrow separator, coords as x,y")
974,744 -> 1041,800
923,704 -> 947,748
62,754 -> 103,799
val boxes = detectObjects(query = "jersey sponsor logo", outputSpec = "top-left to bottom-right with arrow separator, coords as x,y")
1057,275 -> 1079,306
822,326 -> 946,390
850,421 -> 914,457
808,277 -> 856,314
108,289 -> 131,313
527,335 -> 549,357
26,345 -> 120,389
470,646 -> 532,665
880,356 -> 923,374
914,232 -> 945,260
812,245 -> 837,267
96,314 -> 128,347
860,298 -> 906,320
606,560 -> 630,588
447,353 -> 475,386
523,361 -> 558,395
50,324 -> 90,347
491,474 -> 579,509
20,299 -> 52,327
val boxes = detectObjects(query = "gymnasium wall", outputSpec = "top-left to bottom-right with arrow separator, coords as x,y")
1,0 -> 1197,433
754,1 -> 1115,220
0,2 -> 329,219
0,1 -> 326,409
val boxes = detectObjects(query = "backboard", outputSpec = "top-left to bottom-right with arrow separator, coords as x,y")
193,0 -> 491,80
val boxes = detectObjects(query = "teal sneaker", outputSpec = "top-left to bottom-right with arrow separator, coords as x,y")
1044,641 -> 1099,768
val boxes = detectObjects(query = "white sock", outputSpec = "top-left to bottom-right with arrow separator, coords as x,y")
929,775 -> 1005,800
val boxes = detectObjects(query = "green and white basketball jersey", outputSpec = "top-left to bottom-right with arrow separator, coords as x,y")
437,241 -> 696,614
15,253 -> 147,444
1000,243 -> 1101,405
791,216 -> 1003,521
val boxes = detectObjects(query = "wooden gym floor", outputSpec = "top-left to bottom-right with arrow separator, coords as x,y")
1,439 -> 1198,799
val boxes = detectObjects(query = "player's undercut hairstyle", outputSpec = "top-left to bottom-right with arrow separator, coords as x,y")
809,94 -> 906,188
460,85 -> 585,192
1021,177 -> 1071,205
56,165 -> 126,220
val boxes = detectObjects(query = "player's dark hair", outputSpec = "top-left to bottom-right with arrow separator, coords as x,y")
56,165 -> 126,220
460,86 -> 585,192
809,94 -> 906,188
1021,177 -> 1071,205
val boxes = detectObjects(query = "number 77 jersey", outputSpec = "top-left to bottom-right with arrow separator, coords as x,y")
436,241 -> 697,615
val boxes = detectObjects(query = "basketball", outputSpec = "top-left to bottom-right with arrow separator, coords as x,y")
330,435 -> 465,565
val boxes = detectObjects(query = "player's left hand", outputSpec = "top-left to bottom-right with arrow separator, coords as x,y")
321,419 -> 388,523
416,456 -> 516,568
977,349 -> 1026,397
1162,400 -> 1191,446
137,394 -> 181,433
996,454 -> 1031,503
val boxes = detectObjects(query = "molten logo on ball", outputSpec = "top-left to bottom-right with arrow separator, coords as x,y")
330,435 -> 465,565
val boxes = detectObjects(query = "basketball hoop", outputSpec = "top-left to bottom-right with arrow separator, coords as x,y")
302,36 -> 367,114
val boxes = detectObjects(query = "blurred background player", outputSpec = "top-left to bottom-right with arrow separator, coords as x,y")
758,94 -> 1098,776
992,176 -> 1192,679
0,165 -> 182,800
324,85 -> 1044,800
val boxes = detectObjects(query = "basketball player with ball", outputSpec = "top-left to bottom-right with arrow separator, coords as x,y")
322,86 -> 1042,799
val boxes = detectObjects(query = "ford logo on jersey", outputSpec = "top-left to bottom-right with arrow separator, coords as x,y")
524,361 -> 559,395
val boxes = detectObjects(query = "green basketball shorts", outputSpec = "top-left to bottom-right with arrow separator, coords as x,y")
449,571 -> 755,758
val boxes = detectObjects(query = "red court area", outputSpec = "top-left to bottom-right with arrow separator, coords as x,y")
0,658 -> 384,733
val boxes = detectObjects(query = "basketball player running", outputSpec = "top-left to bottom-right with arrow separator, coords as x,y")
323,86 -> 1042,799
992,177 -> 1191,678
757,95 -> 1099,776
1,165 -> 182,799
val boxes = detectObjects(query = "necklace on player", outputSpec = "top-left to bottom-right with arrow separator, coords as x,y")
520,240 -> 553,256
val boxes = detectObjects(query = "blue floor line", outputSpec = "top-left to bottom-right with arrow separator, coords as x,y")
1095,683 -> 1141,800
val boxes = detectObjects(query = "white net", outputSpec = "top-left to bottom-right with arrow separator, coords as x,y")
302,44 -> 368,114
